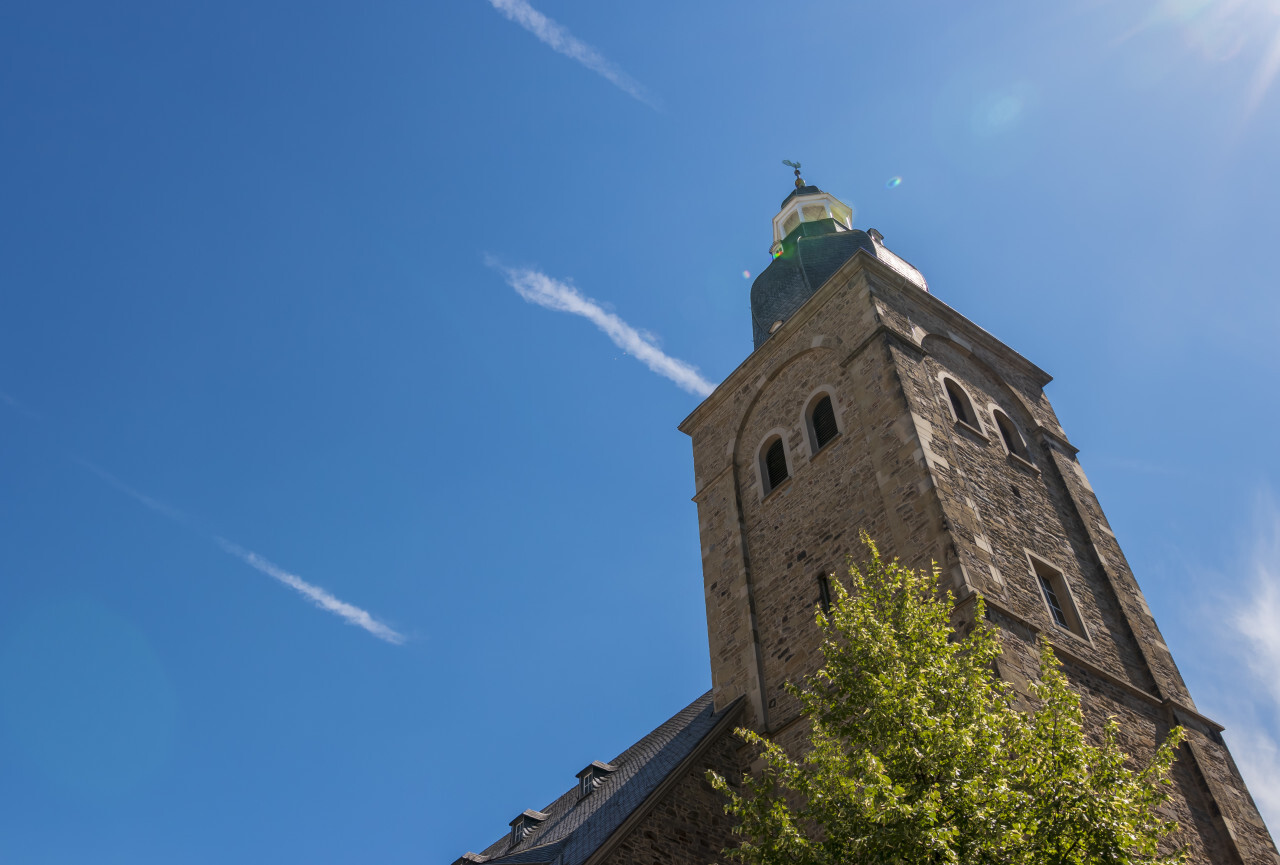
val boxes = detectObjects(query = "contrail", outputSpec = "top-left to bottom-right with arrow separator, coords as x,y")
217,540 -> 406,646
78,459 -> 405,645
77,459 -> 196,527
486,0 -> 660,109
491,260 -> 716,397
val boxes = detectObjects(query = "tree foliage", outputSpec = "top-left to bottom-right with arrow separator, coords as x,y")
708,536 -> 1186,865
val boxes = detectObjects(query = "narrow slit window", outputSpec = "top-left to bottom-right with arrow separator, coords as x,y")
944,378 -> 977,428
811,395 -> 839,451
764,439 -> 789,491
817,574 -> 832,613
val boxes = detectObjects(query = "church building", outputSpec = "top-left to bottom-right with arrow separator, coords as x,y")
452,172 -> 1278,865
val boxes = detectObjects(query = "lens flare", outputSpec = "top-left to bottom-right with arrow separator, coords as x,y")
742,270 -> 751,279
886,176 -> 902,189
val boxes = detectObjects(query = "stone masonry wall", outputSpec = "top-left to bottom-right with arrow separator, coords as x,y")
871,269 -> 1276,864
685,266 -> 951,732
681,252 -> 1277,863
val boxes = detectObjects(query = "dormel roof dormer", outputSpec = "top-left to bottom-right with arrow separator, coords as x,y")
508,809 -> 548,847
575,760 -> 617,798
452,853 -> 490,865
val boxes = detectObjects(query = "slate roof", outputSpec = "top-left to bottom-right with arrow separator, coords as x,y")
750,222 -> 878,349
780,184 -> 824,207
456,692 -> 738,865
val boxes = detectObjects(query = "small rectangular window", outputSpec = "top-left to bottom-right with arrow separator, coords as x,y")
1029,555 -> 1086,638
1038,573 -> 1069,628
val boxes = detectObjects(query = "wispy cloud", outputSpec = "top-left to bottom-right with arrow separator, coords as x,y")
0,389 -> 40,419
1203,492 -> 1280,832
486,0 -> 660,109
1224,495 -> 1280,828
79,461 -> 405,645
217,539 -> 405,645
490,260 -> 716,397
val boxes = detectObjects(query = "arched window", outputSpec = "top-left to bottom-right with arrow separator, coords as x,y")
943,378 -> 978,428
808,395 -> 839,452
993,410 -> 1030,460
761,437 -> 789,493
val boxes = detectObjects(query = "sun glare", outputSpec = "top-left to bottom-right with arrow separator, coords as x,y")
1132,0 -> 1280,110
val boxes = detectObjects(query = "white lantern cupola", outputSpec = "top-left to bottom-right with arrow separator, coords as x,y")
769,163 -> 854,258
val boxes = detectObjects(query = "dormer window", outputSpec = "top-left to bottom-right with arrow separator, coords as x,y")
576,760 -> 617,798
508,809 -> 548,847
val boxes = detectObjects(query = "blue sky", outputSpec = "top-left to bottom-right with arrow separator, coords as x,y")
1,0 -> 1279,861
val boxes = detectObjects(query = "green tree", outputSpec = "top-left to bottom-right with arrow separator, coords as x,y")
709,536 -> 1186,865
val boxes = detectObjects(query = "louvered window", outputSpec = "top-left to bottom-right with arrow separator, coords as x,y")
944,378 -> 977,428
764,439 -> 789,491
811,396 -> 838,450
994,411 -> 1029,460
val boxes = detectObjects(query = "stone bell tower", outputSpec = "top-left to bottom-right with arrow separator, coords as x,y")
678,170 -> 1277,864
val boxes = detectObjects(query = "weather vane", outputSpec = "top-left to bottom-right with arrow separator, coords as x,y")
783,159 -> 805,188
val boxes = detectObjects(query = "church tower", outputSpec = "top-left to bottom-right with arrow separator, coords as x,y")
677,171 -> 1278,864
451,172 -> 1277,865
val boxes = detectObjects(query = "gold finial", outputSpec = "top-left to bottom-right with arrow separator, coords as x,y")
782,159 -> 805,189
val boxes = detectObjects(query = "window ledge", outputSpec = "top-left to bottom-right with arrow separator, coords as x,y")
762,476 -> 793,502
954,419 -> 988,441
808,432 -> 842,462
1006,452 -> 1040,473
1049,620 -> 1094,648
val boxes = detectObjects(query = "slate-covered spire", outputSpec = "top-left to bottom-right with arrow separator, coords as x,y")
748,168 -> 927,350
